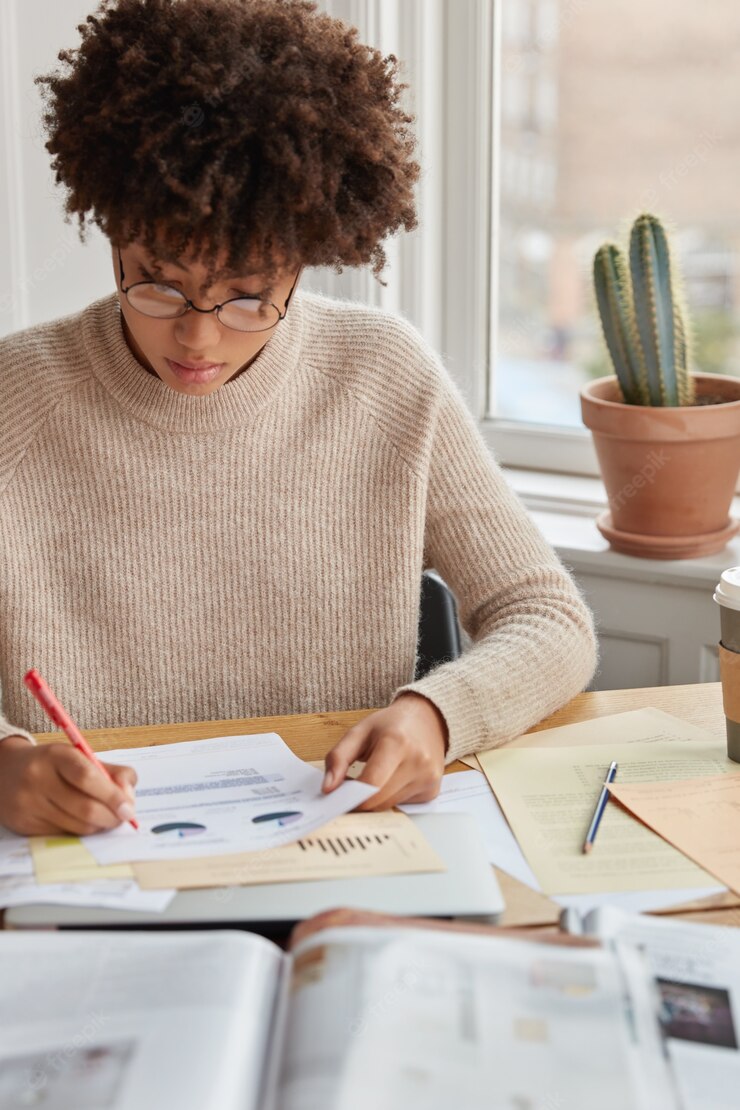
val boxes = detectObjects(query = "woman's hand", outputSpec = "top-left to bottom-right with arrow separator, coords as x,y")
322,693 -> 448,810
0,736 -> 138,836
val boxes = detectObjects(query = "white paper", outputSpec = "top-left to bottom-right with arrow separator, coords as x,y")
0,826 -> 31,878
0,821 -> 175,912
0,872 -> 174,911
83,733 -> 378,865
400,770 -> 540,888
554,886 -> 727,916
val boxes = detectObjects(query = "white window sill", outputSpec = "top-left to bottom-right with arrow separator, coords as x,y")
504,467 -> 740,589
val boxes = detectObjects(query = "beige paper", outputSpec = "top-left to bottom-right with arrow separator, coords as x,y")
609,774 -> 740,896
488,707 -> 721,754
31,836 -> 133,883
478,739 -> 735,895
462,707 -> 720,768
133,811 -> 446,890
460,754 -> 482,771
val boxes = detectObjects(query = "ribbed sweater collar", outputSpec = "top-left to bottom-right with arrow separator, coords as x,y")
82,289 -> 306,434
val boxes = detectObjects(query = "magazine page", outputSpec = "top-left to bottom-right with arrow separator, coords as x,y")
582,907 -> 740,1110
278,924 -> 677,1110
0,929 -> 284,1110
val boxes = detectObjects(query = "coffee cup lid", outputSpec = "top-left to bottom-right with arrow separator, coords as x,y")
714,568 -> 740,611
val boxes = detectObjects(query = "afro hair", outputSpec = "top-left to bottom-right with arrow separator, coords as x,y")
34,0 -> 420,288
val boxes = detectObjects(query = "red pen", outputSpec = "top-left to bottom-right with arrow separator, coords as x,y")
23,667 -> 139,830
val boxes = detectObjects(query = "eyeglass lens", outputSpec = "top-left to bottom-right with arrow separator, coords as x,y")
126,282 -> 280,332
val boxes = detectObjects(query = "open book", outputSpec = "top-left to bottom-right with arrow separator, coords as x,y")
0,910 -> 678,1110
562,906 -> 740,1110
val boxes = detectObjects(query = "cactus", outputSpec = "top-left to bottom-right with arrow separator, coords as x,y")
593,213 -> 696,406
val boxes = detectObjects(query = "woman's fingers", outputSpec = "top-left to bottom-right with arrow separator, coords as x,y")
52,747 -> 136,823
106,762 -> 138,804
0,742 -> 138,836
355,736 -> 415,810
378,778 -> 442,811
324,724 -> 409,807
323,725 -> 371,792
43,775 -> 125,835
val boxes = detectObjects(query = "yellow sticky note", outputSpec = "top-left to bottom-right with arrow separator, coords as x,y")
31,835 -> 133,883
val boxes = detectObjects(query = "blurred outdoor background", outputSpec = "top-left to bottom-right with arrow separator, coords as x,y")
497,0 -> 740,427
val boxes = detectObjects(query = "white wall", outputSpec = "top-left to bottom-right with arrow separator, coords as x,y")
1,0 -> 116,335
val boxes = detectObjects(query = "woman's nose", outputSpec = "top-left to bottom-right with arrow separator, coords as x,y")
173,307 -> 224,351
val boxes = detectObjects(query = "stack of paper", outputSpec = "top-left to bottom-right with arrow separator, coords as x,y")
80,732 -> 379,866
2,731 -> 446,902
402,709 -> 735,917
472,708 -> 738,914
0,826 -> 174,912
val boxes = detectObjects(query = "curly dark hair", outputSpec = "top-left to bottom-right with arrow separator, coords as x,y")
34,0 -> 420,289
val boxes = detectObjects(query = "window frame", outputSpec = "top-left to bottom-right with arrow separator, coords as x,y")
483,0 -> 601,476
309,1 -> 601,480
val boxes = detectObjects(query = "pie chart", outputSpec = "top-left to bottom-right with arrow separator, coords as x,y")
252,811 -> 303,827
151,822 -> 207,838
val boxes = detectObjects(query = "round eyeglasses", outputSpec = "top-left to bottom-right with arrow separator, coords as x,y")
117,247 -> 300,333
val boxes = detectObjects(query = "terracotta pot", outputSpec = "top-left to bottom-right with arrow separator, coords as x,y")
580,373 -> 740,559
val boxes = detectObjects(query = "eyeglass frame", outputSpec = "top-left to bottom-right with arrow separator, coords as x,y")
117,246 -> 301,333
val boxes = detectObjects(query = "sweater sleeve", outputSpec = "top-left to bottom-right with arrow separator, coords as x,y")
392,368 -> 599,763
0,312 -> 90,750
0,673 -> 35,744
0,720 -> 37,746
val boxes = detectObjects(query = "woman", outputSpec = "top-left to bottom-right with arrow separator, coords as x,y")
0,0 -> 598,836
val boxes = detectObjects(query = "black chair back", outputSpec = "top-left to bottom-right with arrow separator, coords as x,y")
415,570 -> 462,680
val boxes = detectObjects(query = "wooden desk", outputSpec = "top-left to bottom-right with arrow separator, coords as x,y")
27,681 -> 740,930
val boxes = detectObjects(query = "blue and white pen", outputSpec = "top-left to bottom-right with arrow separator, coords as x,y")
582,760 -> 618,854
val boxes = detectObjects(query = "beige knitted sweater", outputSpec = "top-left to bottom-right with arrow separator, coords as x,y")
0,288 -> 598,762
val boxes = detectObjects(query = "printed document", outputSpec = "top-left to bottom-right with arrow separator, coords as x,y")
0,874 -> 174,912
0,923 -> 679,1110
30,835 -> 133,883
0,930 -> 283,1110
479,739 -> 732,894
397,771 -> 723,914
0,826 -> 32,878
132,810 -> 445,889
0,827 -> 173,911
83,732 -> 377,865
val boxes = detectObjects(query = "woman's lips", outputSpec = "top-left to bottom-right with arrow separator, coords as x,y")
166,359 -> 224,384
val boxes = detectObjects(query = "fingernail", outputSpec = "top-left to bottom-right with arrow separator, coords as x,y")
124,784 -> 136,802
322,770 -> 334,791
116,802 -> 136,823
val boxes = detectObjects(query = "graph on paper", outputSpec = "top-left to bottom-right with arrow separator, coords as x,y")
133,812 -> 446,890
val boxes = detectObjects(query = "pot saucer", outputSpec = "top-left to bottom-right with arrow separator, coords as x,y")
596,511 -> 740,559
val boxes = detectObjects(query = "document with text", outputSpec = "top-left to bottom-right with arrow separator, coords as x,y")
83,733 -> 377,865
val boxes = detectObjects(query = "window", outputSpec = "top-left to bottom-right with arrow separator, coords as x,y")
308,3 -> 740,483
492,0 -> 740,462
